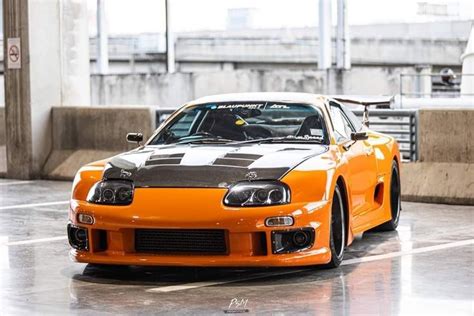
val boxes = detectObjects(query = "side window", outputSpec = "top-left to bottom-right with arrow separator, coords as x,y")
340,104 -> 363,131
168,110 -> 200,138
330,104 -> 355,142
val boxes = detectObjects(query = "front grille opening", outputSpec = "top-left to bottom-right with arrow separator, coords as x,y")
135,229 -> 228,255
252,232 -> 268,256
92,229 -> 108,252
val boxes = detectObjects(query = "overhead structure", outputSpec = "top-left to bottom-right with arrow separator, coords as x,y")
97,0 -> 109,74
318,0 -> 332,69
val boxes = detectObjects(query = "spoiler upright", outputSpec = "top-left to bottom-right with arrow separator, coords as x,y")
331,95 -> 394,127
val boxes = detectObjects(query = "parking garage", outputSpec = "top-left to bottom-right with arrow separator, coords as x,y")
0,1 -> 473,315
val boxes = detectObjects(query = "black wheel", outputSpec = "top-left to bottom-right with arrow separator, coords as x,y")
372,160 -> 401,231
323,184 -> 346,268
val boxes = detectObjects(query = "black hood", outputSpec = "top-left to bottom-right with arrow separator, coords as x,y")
103,143 -> 328,188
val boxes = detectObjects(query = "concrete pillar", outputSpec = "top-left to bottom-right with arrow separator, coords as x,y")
318,0 -> 332,70
165,0 -> 175,73
336,0 -> 350,70
3,0 -> 90,179
414,64 -> 432,98
461,24 -> 474,95
96,0 -> 109,74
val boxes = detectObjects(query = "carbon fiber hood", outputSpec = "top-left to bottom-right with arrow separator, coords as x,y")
103,143 -> 328,188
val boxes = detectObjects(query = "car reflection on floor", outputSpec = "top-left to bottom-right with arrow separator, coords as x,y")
1,180 -> 473,315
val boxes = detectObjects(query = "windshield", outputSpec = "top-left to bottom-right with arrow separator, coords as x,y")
149,102 -> 329,145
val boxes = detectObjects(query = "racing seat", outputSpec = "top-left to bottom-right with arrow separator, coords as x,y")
201,112 -> 246,140
296,115 -> 324,138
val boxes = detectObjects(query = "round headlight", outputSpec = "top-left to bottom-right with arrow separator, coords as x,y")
102,188 -> 115,202
225,187 -> 252,205
268,189 -> 284,203
254,189 -> 269,203
117,187 -> 132,202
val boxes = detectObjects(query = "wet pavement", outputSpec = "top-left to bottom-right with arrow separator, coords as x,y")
0,179 -> 473,315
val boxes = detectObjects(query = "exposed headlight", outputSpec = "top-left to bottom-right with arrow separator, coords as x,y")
86,180 -> 134,205
224,181 -> 290,207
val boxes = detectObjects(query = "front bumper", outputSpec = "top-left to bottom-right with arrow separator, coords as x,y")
68,188 -> 332,267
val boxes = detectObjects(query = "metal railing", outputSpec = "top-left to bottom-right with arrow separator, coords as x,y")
156,108 -> 418,162
399,72 -> 474,108
353,109 -> 418,162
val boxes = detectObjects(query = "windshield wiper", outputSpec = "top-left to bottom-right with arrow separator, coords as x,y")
235,136 -> 325,145
175,137 -> 235,145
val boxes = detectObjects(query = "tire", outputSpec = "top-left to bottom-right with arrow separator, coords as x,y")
372,160 -> 401,231
323,184 -> 346,268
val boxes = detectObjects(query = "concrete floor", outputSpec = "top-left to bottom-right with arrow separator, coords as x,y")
0,179 -> 473,315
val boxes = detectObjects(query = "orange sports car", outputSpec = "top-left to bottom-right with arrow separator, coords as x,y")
68,93 -> 401,268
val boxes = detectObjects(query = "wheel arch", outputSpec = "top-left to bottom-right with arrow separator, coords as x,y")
336,175 -> 350,247
393,154 -> 400,168
391,154 -> 401,195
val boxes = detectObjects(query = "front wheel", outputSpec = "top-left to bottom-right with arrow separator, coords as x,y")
372,160 -> 401,231
323,184 -> 346,268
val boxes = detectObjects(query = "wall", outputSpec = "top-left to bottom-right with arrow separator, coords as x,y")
91,73 -> 194,108
43,106 -> 155,179
402,162 -> 473,205
418,109 -> 474,163
0,107 -> 5,145
90,68 -> 415,108
0,107 -> 5,176
176,36 -> 466,69
27,0 -> 91,171
401,109 -> 474,205
50,106 -> 155,151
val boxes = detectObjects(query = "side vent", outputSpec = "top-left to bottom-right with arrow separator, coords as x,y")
374,183 -> 384,206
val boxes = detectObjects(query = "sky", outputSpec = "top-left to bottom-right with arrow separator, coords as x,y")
87,0 -> 474,35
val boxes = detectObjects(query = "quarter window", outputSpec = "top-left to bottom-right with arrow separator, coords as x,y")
330,104 -> 355,142
341,104 -> 363,131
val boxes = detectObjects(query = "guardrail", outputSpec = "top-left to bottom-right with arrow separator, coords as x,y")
156,108 -> 418,162
399,72 -> 474,108
353,109 -> 418,162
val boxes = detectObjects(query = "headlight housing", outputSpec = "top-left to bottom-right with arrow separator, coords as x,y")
86,180 -> 134,205
224,181 -> 290,207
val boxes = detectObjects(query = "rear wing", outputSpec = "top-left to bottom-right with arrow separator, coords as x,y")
331,95 -> 393,108
331,95 -> 394,127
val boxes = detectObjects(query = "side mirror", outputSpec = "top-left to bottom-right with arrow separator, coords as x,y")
126,133 -> 143,144
351,131 -> 369,141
